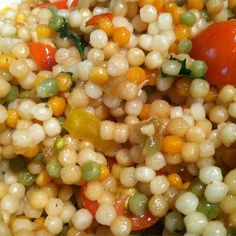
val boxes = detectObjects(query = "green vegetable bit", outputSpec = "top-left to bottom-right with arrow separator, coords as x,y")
164,211 -> 185,234
4,85 -> 19,103
37,78 -> 58,98
59,225 -> 69,236
49,14 -> 64,31
19,90 -> 31,98
197,198 -> 220,220
17,169 -> 35,186
188,177 -> 206,198
82,161 -> 101,181
46,159 -> 61,178
180,11 -> 197,27
129,192 -> 148,216
190,60 -> 207,78
142,136 -> 160,157
54,137 -> 64,152
9,157 -> 26,173
177,39 -> 192,54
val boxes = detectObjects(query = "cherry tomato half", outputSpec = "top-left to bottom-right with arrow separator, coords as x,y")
80,187 -> 159,231
190,21 -> 236,86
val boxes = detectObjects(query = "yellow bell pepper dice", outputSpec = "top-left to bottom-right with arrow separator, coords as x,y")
63,108 -> 118,154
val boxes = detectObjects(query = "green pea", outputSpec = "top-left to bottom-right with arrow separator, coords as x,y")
197,198 -> 220,220
4,85 -> 19,103
19,90 -> 31,98
142,136 -> 160,157
46,159 -> 61,178
188,177 -> 206,198
82,161 -> 101,181
200,10 -> 212,22
164,211 -> 185,234
177,39 -> 192,54
9,157 -> 26,173
37,78 -> 58,98
129,192 -> 148,216
49,14 -> 64,31
180,11 -> 196,27
190,60 -> 207,78
54,137 -> 64,153
17,169 -> 35,186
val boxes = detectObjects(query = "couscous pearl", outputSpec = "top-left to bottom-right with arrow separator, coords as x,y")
204,181 -> 229,203
202,221 -> 227,236
43,118 -> 61,137
140,5 -> 157,23
71,209 -> 93,231
95,204 -> 117,226
107,54 -> 129,77
175,192 -> 199,215
90,29 -> 108,49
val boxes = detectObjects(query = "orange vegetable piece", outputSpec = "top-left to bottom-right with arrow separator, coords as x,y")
162,135 -> 184,154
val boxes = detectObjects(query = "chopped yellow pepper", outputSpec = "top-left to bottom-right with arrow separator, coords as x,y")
63,108 -> 119,154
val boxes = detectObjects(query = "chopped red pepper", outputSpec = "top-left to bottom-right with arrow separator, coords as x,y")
39,0 -> 68,9
39,0 -> 78,9
28,42 -> 57,70
86,13 -> 113,27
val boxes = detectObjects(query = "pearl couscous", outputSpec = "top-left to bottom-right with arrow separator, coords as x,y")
0,0 -> 236,235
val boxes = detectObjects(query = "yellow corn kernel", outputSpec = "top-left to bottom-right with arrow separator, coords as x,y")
55,72 -> 72,92
89,66 -> 109,85
99,164 -> 110,181
35,24 -> 53,38
98,18 -> 114,36
23,144 -> 40,158
0,54 -> 16,69
16,13 -> 26,23
174,24 -> 190,42
172,7 -> 185,25
36,170 -> 52,187
187,0 -> 204,10
48,96 -> 66,117
6,109 -> 20,129
167,173 -> 183,190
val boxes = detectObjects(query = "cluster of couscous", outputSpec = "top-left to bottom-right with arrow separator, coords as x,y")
0,0 -> 236,235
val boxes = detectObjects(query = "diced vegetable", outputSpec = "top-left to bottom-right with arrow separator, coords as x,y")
17,169 -> 36,186
86,13 -> 113,27
28,42 -> 56,70
188,177 -> 206,197
197,198 -> 220,220
129,192 -> 148,216
37,78 -> 58,98
82,161 -> 101,181
142,136 -> 160,157
63,108 -> 119,154
46,159 -> 61,178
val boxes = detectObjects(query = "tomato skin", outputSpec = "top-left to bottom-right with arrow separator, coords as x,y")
80,187 -> 159,231
28,42 -> 56,70
39,0 -> 68,9
86,13 -> 113,27
115,189 -> 159,231
79,186 -> 99,217
190,21 -> 236,86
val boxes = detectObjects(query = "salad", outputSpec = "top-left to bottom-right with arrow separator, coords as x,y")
0,0 -> 235,235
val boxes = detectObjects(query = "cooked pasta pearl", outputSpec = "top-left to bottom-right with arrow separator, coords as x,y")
145,152 -> 167,171
199,140 -> 215,158
135,166 -> 156,182
1,195 -> 19,214
138,34 -> 152,51
218,123 -> 236,147
190,103 -> 206,120
90,29 -> 108,49
95,204 -> 117,226
71,209 -> 93,231
145,51 -> 163,69
140,5 -> 157,23
60,203 -> 76,223
44,216 -> 63,235
29,124 -> 46,144
85,81 -> 103,99
30,103 -> 52,121
0,105 -> 8,123
45,198 -> 64,216
77,59 -> 93,81
157,13 -> 173,31
126,48 -> 145,66
110,216 -> 132,236
150,175 -> 170,195
12,129 -> 33,148
228,102 -> 236,118
175,192 -> 199,215
43,118 -> 61,137
204,181 -> 229,203
68,10 -> 82,28
184,212 -> 208,235
202,221 -> 227,236
151,35 -> 170,52
120,167 -> 137,187
189,79 -> 210,98
9,183 -> 25,199
107,54 -> 129,77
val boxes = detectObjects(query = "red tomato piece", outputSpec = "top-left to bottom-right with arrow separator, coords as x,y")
190,21 -> 236,86
115,189 -> 159,231
106,156 -> 117,170
28,42 -> 57,70
86,13 -> 113,27
79,186 -> 99,217
39,0 -> 68,9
